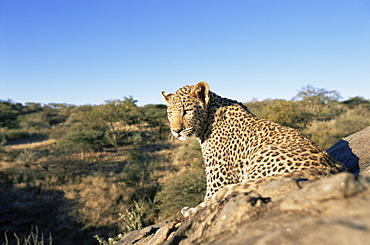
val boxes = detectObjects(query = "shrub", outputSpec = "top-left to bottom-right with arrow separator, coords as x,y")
257,100 -> 310,128
175,138 -> 203,169
127,132 -> 145,145
56,123 -> 107,155
48,114 -> 68,126
0,129 -> 6,147
4,129 -> 30,140
17,149 -> 38,167
123,163 -> 143,188
18,112 -> 49,129
303,106 -> 370,149
120,201 -> 145,232
155,167 -> 206,220
154,138 -> 206,220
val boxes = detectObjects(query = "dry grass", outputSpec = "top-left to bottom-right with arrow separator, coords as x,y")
4,139 -> 56,151
3,226 -> 52,245
0,137 -> 179,244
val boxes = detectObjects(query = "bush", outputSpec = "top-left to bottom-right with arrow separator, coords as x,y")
123,163 -> 143,188
154,138 -> 206,220
4,129 -> 30,140
0,129 -> 6,147
48,114 -> 68,125
303,106 -> 370,149
120,201 -> 145,232
126,132 -> 146,145
155,168 -> 206,220
18,112 -> 49,129
257,100 -> 310,128
17,149 -> 38,167
56,123 -> 107,155
175,138 -> 203,169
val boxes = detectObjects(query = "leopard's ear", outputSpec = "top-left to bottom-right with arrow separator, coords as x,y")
161,91 -> 173,104
190,81 -> 210,108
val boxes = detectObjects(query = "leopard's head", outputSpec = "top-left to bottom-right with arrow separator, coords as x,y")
161,82 -> 210,141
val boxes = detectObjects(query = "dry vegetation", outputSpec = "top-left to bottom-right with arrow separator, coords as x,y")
0,135 -> 195,244
0,85 -> 369,244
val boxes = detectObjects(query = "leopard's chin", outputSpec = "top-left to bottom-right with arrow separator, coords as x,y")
171,132 -> 191,141
171,128 -> 193,141
177,136 -> 188,141
172,133 -> 189,141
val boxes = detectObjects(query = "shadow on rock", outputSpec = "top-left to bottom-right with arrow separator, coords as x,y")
327,126 -> 370,174
327,139 -> 360,174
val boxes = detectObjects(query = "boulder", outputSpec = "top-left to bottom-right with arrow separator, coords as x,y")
327,126 -> 370,174
117,127 -> 370,245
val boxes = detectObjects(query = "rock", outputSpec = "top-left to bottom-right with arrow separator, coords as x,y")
280,173 -> 370,213
118,173 -> 370,245
117,220 -> 180,245
117,127 -> 370,245
327,126 -> 370,174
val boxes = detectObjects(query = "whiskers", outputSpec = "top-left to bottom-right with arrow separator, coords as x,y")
166,128 -> 194,141
167,132 -> 175,141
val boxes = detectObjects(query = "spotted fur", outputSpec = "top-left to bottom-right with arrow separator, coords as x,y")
161,82 -> 347,200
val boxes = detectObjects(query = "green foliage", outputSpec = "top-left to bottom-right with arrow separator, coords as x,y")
123,163 -> 143,187
156,139 -> 206,220
4,129 -> 30,140
120,201 -> 145,232
294,84 -> 342,104
0,100 -> 25,128
0,100 -> 73,130
47,114 -> 68,126
176,138 -> 204,169
141,104 -> 169,140
342,96 -> 370,107
121,150 -> 159,203
56,123 -> 107,154
18,112 -> 49,129
293,85 -> 342,119
17,149 -> 38,167
155,168 -> 206,220
69,105 -> 103,128
4,85 -> 365,151
95,97 -> 140,146
0,110 -> 19,128
245,85 -> 369,148
247,99 -> 310,128
125,131 -> 146,145
94,233 -> 123,244
304,105 -> 370,149
0,128 -> 6,147
1,86 -> 369,244
94,235 -> 110,245
24,103 -> 43,112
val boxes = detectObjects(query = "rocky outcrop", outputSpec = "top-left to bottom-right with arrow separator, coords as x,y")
327,125 -> 370,174
117,127 -> 370,245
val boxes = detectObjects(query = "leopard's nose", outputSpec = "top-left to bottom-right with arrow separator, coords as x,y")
173,129 -> 182,134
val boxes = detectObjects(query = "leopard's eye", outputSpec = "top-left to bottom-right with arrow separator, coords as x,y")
183,110 -> 192,116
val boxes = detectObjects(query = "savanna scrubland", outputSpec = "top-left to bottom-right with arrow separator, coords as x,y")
0,85 -> 369,244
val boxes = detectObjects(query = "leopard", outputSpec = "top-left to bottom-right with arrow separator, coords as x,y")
161,81 -> 347,202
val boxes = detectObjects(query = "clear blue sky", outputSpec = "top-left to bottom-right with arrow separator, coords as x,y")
1,0 -> 369,106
